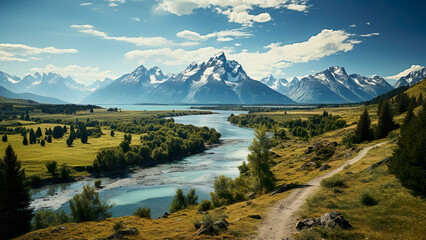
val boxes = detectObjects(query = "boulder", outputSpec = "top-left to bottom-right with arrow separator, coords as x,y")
195,219 -> 229,236
296,211 -> 351,230
319,164 -> 331,171
105,227 -> 139,239
367,157 -> 390,170
162,212 -> 169,218
248,215 -> 262,219
270,183 -> 294,196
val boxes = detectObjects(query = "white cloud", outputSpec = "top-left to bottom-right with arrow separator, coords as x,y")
132,17 -> 141,22
71,24 -> 170,47
30,64 -> 117,85
234,43 -> 242,47
386,65 -> 425,80
0,43 -> 77,62
80,2 -> 93,6
360,32 -> 379,37
176,28 -> 251,42
349,24 -> 357,28
217,37 -> 233,42
125,29 -> 362,79
157,0 -> 309,26
108,3 -> 118,7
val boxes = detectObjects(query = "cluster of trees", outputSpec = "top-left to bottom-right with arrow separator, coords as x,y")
228,113 -> 276,129
45,161 -> 71,180
92,118 -> 220,172
40,104 -> 100,114
343,100 -> 399,146
388,101 -> 426,196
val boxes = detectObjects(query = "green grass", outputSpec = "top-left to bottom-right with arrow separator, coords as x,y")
299,142 -> 426,240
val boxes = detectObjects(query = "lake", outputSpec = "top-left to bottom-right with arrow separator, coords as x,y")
31,105 -> 253,218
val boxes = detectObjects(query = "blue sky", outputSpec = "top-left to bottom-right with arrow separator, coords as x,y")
0,0 -> 425,85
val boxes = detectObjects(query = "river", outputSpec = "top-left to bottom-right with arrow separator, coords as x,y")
30,105 -> 253,218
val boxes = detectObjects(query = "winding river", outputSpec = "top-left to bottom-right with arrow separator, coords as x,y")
30,105 -> 253,218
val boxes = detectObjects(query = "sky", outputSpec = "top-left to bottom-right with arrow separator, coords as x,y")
0,0 -> 425,85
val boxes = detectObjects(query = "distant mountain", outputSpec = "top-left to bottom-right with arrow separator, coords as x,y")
260,75 -> 290,94
88,78 -> 114,91
261,67 -> 394,104
0,71 -> 92,103
393,67 -> 426,88
144,52 -> 295,104
0,85 -> 67,104
84,52 -> 295,104
82,66 -> 168,104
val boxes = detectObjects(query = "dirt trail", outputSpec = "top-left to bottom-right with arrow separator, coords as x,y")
256,142 -> 387,240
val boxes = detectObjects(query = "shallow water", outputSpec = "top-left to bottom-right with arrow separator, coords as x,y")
31,105 -> 253,218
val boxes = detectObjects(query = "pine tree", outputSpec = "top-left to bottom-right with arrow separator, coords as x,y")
377,100 -> 396,138
35,127 -> 42,138
47,135 -> 52,143
66,136 -> 73,147
355,109 -> 373,142
23,136 -> 28,145
247,126 -> 276,192
24,111 -> 30,121
110,130 -> 115,137
2,134 -> 7,142
81,129 -> 88,144
29,129 -> 36,144
403,97 -> 416,127
418,93 -> 423,106
40,139 -> 45,147
63,125 -> 68,134
0,145 -> 33,239
388,102 -> 426,196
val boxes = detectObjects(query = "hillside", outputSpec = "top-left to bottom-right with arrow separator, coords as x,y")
403,78 -> 426,98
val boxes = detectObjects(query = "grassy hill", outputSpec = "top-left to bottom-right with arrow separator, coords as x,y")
403,78 -> 426,98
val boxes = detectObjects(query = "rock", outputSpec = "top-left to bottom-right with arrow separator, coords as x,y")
345,152 -> 351,158
234,218 -> 241,222
177,218 -> 181,221
246,201 -> 252,206
195,219 -> 229,236
162,212 -> 169,218
367,157 -> 390,170
296,211 -> 351,230
299,162 -> 315,170
58,226 -> 67,230
327,142 -> 338,147
248,192 -> 256,198
304,146 -> 314,154
50,229 -> 60,234
270,183 -> 294,196
248,215 -> 262,219
319,164 -> 331,171
320,211 -> 352,229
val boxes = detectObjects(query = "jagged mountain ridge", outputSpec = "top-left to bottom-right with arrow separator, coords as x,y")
261,66 -> 394,103
84,52 -> 296,104
393,67 -> 426,88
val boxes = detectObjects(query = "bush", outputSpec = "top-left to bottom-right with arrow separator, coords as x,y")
59,163 -> 71,180
29,174 -> 42,187
210,175 -> 248,207
320,175 -> 346,188
45,161 -> 58,177
198,199 -> 213,211
69,184 -> 114,222
40,139 -> 45,147
52,126 -> 64,138
33,209 -> 69,230
360,192 -> 379,206
94,179 -> 102,188
193,213 -> 228,229
133,206 -> 151,219
296,228 -> 322,240
113,221 -> 125,232
169,188 -> 199,213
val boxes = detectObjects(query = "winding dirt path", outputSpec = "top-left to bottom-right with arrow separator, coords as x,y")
256,142 -> 387,240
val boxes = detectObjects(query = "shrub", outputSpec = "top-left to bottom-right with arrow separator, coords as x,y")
52,126 -> 64,138
45,161 -> 58,177
40,139 -> 45,147
29,174 -> 42,187
113,221 -> 125,232
69,184 -> 114,222
296,228 -> 321,240
193,213 -> 228,229
33,209 -> 69,230
94,179 -> 102,188
59,163 -> 71,180
198,199 -> 213,211
320,175 -> 346,188
360,192 -> 379,206
2,134 -> 7,142
133,206 -> 151,219
169,188 -> 199,213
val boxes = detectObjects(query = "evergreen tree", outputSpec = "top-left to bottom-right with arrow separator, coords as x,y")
397,93 -> 411,114
110,130 -> 115,137
29,129 -> 36,144
418,93 -> 423,106
81,129 -> 88,144
45,161 -> 57,177
124,134 -> 132,143
47,135 -> 52,143
403,97 -> 416,127
355,109 -> 374,142
2,134 -> 7,142
388,102 -> 426,196
52,126 -> 64,138
48,128 -> 52,136
247,126 -> 276,192
24,111 -> 30,121
23,136 -> 28,145
69,185 -> 113,222
35,127 -> 42,138
63,125 -> 68,134
0,145 -> 33,239
40,139 -> 45,147
66,136 -> 73,147
377,100 -> 396,138
169,188 -> 186,213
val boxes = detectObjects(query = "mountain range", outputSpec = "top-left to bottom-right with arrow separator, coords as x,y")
260,66 -> 425,103
83,52 -> 295,104
0,53 -> 425,105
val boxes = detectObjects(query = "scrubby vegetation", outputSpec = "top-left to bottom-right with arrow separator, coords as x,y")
133,206 -> 151,219
32,209 -> 69,230
169,188 -> 199,213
